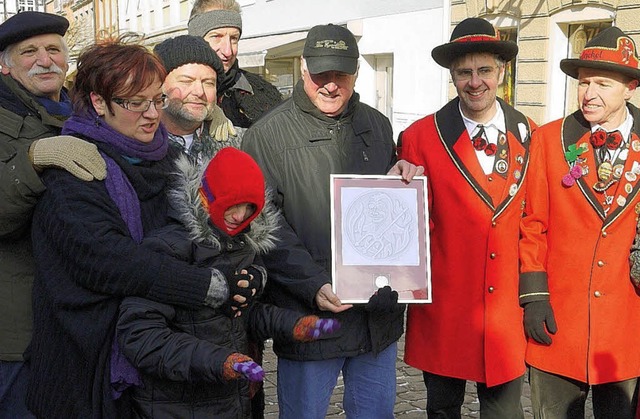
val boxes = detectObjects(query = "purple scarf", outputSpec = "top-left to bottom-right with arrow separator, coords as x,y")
62,111 -> 169,398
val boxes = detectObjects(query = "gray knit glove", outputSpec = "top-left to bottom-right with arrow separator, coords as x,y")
206,105 -> 236,141
29,135 -> 106,181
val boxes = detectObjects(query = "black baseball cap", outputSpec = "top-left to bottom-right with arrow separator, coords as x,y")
303,24 -> 359,75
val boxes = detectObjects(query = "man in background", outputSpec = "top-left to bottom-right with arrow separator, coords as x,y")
188,0 -> 282,128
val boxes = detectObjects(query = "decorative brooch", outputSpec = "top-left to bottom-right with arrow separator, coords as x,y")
562,143 -> 589,187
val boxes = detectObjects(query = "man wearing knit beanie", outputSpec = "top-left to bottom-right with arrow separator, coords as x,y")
188,0 -> 282,129
154,35 -> 242,162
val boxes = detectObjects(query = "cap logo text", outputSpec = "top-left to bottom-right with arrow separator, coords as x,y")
314,40 -> 349,50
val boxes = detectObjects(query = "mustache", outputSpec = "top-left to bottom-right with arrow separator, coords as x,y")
27,64 -> 64,77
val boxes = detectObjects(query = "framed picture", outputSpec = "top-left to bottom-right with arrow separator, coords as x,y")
330,174 -> 431,303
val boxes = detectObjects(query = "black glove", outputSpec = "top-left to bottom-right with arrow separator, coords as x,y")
365,286 -> 399,313
221,272 -> 257,318
523,300 -> 557,345
245,265 -> 265,295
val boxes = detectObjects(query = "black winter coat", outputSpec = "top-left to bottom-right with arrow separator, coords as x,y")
27,145 -> 218,419
242,81 -> 405,361
117,154 -> 305,419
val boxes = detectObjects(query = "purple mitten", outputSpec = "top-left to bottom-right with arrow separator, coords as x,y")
309,318 -> 341,339
293,316 -> 341,342
233,360 -> 265,382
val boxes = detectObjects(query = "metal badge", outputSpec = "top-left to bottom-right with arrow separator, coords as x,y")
617,195 -> 627,206
598,162 -> 613,181
495,159 -> 508,174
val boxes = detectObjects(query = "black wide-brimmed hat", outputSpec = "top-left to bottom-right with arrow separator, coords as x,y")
560,26 -> 640,81
431,18 -> 518,69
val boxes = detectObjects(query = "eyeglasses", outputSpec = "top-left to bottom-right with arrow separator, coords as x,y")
453,66 -> 499,81
112,95 -> 168,112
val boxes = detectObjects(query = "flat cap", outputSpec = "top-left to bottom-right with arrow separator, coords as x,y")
0,11 -> 69,51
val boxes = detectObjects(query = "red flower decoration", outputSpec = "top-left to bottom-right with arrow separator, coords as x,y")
485,143 -> 497,156
605,130 -> 623,150
590,129 -> 607,148
472,137 -> 487,151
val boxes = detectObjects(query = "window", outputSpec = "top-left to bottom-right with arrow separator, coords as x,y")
264,58 -> 295,99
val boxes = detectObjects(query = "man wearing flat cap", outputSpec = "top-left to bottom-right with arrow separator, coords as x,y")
520,26 -> 640,418
0,11 -> 105,418
242,23 -> 423,419
188,0 -> 282,129
400,17 -> 536,418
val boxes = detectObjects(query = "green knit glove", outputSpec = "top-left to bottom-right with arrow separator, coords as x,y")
207,105 -> 236,141
29,135 -> 106,181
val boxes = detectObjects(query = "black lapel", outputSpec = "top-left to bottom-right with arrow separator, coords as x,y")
562,110 -> 606,219
604,103 -> 640,227
434,97 -> 494,210
493,98 -> 531,219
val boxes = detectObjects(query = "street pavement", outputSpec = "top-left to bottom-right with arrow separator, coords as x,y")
261,335 -> 595,418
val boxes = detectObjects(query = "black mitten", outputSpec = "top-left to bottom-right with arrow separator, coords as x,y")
365,286 -> 399,313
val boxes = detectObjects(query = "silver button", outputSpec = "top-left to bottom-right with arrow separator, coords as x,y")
594,291 -> 602,298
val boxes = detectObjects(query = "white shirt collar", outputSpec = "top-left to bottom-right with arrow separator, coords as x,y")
460,101 -> 506,139
591,107 -> 633,141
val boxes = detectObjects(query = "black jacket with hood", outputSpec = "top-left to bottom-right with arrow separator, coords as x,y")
116,153 -> 305,419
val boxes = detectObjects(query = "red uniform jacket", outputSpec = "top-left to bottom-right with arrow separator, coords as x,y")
520,104 -> 640,384
401,98 -> 534,386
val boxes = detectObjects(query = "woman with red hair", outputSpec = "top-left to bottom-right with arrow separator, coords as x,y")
25,36 -> 254,418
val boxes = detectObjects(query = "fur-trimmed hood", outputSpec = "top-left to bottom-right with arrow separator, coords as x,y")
167,152 -> 280,255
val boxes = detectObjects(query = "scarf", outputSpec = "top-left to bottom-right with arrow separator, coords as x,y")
35,89 -> 72,118
62,110 -> 169,398
218,60 -> 241,97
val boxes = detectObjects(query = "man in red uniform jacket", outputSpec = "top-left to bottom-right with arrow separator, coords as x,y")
519,26 -> 640,419
400,17 -> 535,418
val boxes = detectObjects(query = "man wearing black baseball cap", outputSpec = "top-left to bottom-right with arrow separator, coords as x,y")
521,26 -> 640,418
401,17 -> 535,418
242,23 -> 423,419
0,11 -> 105,418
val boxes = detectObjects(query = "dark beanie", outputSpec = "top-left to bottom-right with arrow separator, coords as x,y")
200,147 -> 265,236
154,35 -> 225,86
0,11 -> 69,51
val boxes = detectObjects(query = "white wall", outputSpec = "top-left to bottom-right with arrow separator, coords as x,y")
238,0 -> 443,37
355,8 -> 447,138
